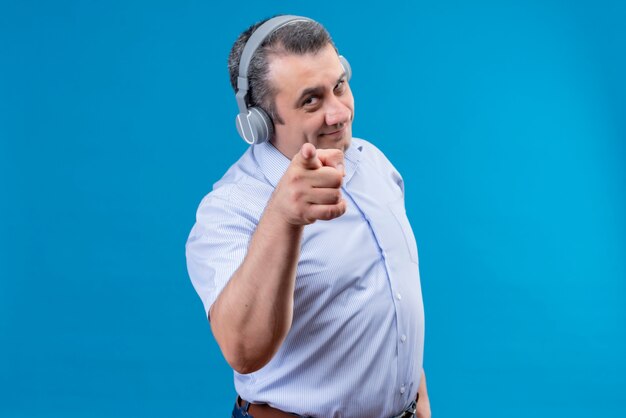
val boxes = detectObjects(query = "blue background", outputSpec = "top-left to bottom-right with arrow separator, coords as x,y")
1,0 -> 624,417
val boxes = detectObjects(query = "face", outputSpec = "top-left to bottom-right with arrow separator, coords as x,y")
268,43 -> 355,159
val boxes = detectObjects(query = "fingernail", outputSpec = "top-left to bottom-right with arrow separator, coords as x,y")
337,163 -> 345,176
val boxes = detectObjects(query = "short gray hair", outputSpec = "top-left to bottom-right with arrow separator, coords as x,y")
228,16 -> 335,124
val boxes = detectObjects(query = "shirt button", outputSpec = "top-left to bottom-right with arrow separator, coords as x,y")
401,334 -> 407,343
396,293 -> 402,300
400,385 -> 406,394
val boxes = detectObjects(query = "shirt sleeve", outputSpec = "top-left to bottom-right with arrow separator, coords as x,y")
185,188 -> 259,318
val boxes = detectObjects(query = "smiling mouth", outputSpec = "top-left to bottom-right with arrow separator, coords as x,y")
320,125 -> 347,136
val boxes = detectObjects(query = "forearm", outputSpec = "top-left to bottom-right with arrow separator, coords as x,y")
417,369 -> 431,418
210,203 -> 303,374
418,369 -> 427,398
210,144 -> 346,374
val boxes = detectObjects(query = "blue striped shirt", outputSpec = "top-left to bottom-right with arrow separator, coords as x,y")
186,138 -> 425,417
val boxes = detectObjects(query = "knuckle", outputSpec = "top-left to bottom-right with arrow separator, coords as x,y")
331,173 -> 343,188
291,172 -> 303,184
313,207 -> 328,221
320,204 -> 343,220
291,189 -> 303,202
337,203 -> 346,217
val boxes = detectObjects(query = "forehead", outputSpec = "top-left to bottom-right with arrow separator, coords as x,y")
267,44 -> 343,98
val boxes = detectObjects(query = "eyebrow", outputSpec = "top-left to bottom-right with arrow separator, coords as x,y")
294,72 -> 346,108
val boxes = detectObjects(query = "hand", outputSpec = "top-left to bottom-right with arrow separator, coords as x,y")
416,395 -> 431,418
268,143 -> 346,226
416,371 -> 431,418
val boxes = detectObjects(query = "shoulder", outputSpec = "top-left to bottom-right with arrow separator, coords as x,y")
193,148 -> 274,231
352,137 -> 404,192
353,137 -> 398,169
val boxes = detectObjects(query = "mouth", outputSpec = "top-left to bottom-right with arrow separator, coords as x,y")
320,125 -> 347,137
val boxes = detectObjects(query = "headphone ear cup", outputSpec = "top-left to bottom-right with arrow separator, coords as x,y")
249,107 -> 274,144
236,107 -> 274,145
339,55 -> 352,81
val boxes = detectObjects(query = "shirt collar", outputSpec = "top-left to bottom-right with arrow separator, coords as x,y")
252,138 -> 362,188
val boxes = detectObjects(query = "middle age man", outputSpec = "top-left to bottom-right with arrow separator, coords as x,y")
186,15 -> 431,418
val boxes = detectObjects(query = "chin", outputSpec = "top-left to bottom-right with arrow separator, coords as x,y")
342,134 -> 352,151
336,131 -> 352,152
317,130 -> 352,151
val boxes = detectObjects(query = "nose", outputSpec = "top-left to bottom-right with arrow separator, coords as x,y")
324,96 -> 351,127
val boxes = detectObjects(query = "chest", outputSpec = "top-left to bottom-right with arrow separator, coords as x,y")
294,158 -> 418,300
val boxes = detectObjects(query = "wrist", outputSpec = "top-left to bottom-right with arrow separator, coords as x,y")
262,201 -> 306,234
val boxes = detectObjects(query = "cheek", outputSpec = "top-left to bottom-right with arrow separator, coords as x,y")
304,114 -> 326,134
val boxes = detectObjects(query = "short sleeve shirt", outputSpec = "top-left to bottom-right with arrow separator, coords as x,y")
186,138 -> 425,418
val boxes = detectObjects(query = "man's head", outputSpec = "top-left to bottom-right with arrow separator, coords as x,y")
229,16 -> 354,157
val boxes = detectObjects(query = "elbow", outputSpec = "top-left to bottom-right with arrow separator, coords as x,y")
224,348 -> 274,375
229,357 -> 267,375
210,303 -> 292,374
212,322 -> 279,374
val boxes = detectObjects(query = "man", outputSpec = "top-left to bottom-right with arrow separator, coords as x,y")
186,15 -> 431,418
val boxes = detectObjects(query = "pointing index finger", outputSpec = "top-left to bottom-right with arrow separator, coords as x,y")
296,143 -> 323,170
300,143 -> 316,160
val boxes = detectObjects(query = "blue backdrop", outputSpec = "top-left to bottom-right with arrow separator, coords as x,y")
1,1 -> 624,417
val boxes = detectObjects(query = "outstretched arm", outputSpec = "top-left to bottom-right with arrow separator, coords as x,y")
209,143 -> 346,374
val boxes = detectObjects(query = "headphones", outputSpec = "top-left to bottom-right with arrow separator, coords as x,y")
234,15 -> 352,145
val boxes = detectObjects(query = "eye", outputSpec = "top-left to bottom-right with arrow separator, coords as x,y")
303,96 -> 320,107
335,80 -> 346,94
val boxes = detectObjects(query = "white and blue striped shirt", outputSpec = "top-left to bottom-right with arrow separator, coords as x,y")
186,138 -> 425,418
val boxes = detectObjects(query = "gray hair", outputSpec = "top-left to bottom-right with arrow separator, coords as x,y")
228,16 -> 335,124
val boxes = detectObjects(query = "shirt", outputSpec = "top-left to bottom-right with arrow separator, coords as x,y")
186,137 -> 425,418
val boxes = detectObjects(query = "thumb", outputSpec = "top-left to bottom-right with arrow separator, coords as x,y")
317,149 -> 345,176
